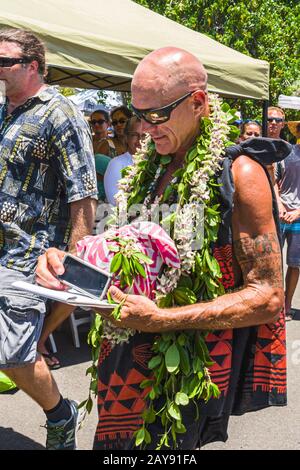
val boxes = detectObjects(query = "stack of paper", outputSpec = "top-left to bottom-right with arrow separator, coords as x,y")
12,281 -> 114,309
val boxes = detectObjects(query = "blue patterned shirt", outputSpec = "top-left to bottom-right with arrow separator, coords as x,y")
0,86 -> 98,272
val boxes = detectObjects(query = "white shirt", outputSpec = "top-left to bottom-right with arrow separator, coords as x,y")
104,152 -> 133,205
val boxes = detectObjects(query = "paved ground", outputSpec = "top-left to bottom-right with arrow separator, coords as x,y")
1,258 -> 300,450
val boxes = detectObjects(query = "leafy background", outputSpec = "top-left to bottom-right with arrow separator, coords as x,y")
134,0 -> 300,127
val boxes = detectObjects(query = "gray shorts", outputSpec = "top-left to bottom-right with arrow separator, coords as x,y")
0,266 -> 46,369
281,223 -> 300,267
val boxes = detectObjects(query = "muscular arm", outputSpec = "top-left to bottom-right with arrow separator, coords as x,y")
68,197 -> 97,252
106,156 -> 284,332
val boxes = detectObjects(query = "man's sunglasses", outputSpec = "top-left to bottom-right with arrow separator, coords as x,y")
0,57 -> 31,68
131,91 -> 194,125
91,119 -> 107,125
267,117 -> 284,123
111,118 -> 127,126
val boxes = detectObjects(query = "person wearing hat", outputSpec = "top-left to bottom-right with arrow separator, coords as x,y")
275,120 -> 300,320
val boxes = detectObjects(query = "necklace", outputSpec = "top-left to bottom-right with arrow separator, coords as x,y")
85,94 -> 240,449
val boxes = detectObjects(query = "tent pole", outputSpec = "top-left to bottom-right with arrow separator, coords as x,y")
262,100 -> 269,137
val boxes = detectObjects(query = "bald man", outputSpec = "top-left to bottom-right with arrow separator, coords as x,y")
36,47 -> 287,450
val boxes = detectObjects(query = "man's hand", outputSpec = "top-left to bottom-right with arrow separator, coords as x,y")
36,247 -> 66,290
278,202 -> 287,221
281,209 -> 300,224
97,286 -> 167,333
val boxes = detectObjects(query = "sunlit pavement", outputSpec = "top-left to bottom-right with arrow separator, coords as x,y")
1,251 -> 300,450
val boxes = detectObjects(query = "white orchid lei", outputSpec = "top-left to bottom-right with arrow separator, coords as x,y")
84,94 -> 239,448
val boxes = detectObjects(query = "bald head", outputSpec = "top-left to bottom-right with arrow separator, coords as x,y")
131,47 -> 209,156
132,47 -> 207,106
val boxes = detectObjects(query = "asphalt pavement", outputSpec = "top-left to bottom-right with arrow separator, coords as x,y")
1,257 -> 300,451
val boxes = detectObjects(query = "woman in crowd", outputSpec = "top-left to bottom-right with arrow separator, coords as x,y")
96,105 -> 132,157
90,109 -> 110,154
239,120 -> 262,141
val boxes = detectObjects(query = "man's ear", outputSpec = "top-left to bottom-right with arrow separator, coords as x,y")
28,60 -> 39,75
193,90 -> 208,118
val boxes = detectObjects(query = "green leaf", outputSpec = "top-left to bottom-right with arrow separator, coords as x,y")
178,344 -> 191,376
142,407 -> 156,424
140,379 -> 154,389
162,332 -> 175,342
186,161 -> 196,173
135,428 -> 145,447
165,343 -> 180,373
193,356 -> 203,373
173,287 -> 197,305
158,293 -> 173,308
160,155 -> 172,165
122,255 -> 131,275
148,355 -> 162,369
177,275 -> 193,290
144,428 -> 152,444
175,392 -> 189,406
177,333 -> 187,346
134,260 -> 147,278
175,421 -> 187,434
167,402 -> 181,421
110,252 -> 122,273
86,397 -> 93,414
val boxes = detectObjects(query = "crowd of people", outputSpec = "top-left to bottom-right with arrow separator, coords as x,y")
0,27 -> 299,451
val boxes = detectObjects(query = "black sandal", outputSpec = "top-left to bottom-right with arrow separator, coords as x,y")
41,352 -> 61,370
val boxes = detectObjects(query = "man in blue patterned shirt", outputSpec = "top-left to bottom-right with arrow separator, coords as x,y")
0,29 -> 98,449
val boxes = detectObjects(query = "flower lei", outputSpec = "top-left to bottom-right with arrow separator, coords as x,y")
82,94 -> 239,447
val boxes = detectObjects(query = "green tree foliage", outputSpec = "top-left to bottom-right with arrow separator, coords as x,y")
135,0 -> 300,121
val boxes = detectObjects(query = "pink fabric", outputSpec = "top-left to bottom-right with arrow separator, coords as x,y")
76,222 -> 180,300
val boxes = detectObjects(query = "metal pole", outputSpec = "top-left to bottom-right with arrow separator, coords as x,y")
262,100 -> 269,137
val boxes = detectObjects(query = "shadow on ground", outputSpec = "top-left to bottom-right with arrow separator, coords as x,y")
48,327 -> 91,369
0,427 -> 44,450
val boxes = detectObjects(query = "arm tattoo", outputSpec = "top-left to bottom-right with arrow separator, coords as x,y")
233,232 -> 283,288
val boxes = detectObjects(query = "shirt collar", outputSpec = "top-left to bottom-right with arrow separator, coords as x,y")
32,85 -> 58,103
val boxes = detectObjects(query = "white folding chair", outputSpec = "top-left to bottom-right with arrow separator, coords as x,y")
48,333 -> 57,354
68,309 -> 92,348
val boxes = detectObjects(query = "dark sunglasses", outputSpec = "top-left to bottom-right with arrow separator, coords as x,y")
267,117 -> 284,123
91,119 -> 107,125
131,91 -> 194,125
0,57 -> 31,68
111,118 -> 127,126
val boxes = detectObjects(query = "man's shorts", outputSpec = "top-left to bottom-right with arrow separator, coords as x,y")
281,218 -> 300,267
0,266 -> 46,369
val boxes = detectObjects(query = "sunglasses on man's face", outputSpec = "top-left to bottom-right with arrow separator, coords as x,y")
111,118 -> 127,126
131,91 -> 195,125
0,57 -> 31,68
91,119 -> 107,125
267,117 -> 284,123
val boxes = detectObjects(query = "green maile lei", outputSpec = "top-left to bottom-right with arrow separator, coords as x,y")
81,94 -> 239,448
